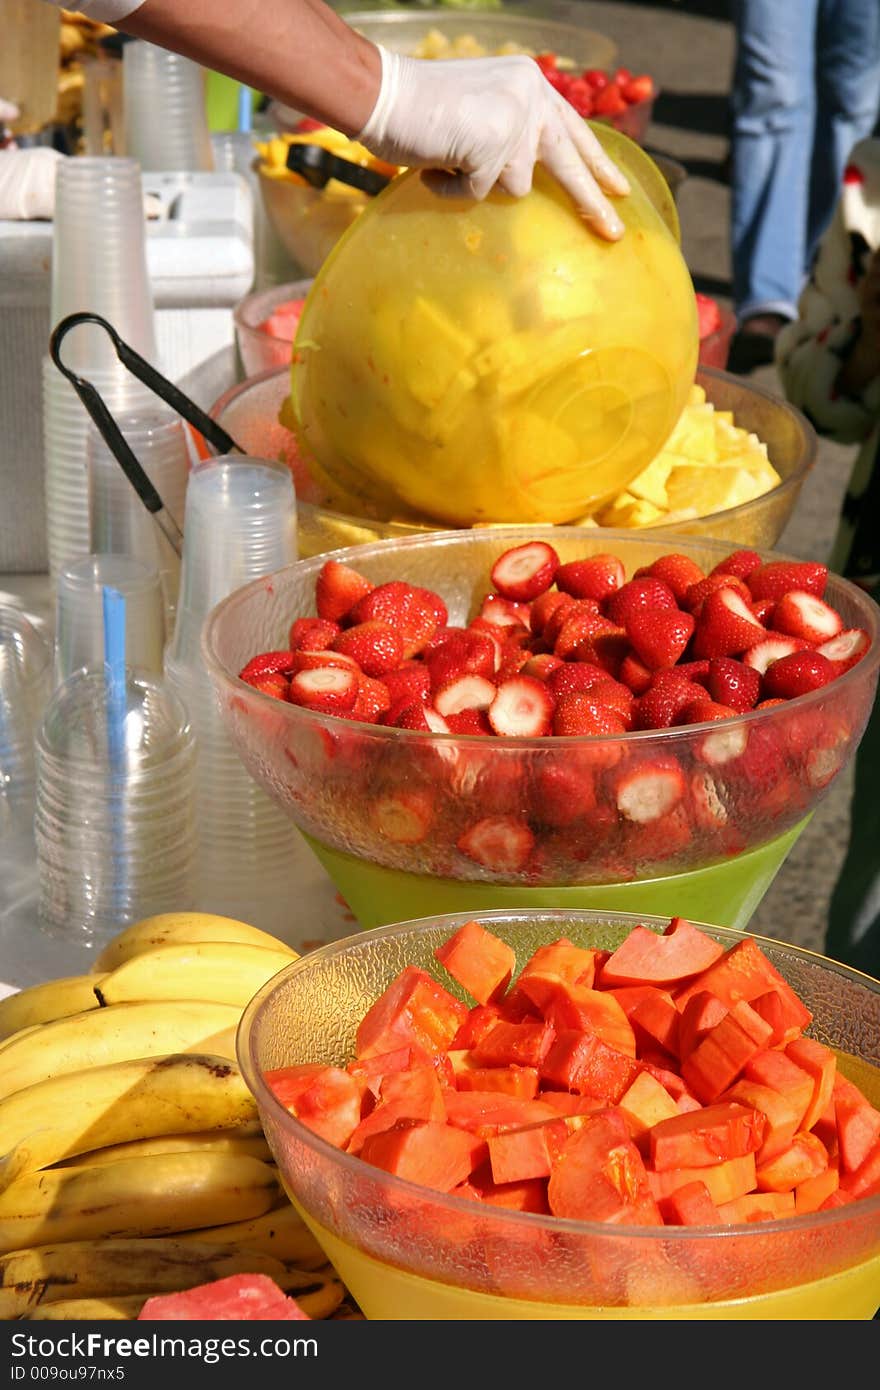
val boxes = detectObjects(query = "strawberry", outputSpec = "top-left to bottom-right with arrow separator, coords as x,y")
618,653 -> 653,695
641,553 -> 705,603
546,660 -> 612,698
571,626 -> 629,677
749,597 -> 776,625
622,74 -> 655,103
552,693 -> 627,739
817,627 -> 871,674
478,593 -> 532,631
695,292 -> 722,338
521,653 -> 564,681
679,699 -> 739,725
246,671 -> 290,701
746,560 -> 828,603
743,633 -> 810,676
606,577 -> 678,627
633,676 -> 706,730
288,665 -> 359,714
583,678 -> 635,727
530,590 -> 574,637
490,541 -> 560,602
694,718 -> 749,768
555,554 -> 625,602
350,675 -> 392,723
531,757 -> 600,827
706,656 -> 760,712
674,660 -> 711,687
772,590 -> 844,644
689,768 -> 729,830
545,597 -> 599,650
625,607 -> 695,670
332,620 -> 403,678
372,788 -> 434,844
684,573 -> 752,617
444,709 -> 493,736
389,701 -> 434,731
761,651 -> 837,699
457,816 -> 535,872
315,559 -> 373,623
611,757 -> 686,823
627,805 -> 692,865
691,588 -> 766,659
710,549 -> 762,581
554,607 -> 618,659
496,641 -> 531,683
239,650 -> 294,683
383,663 -> 431,708
426,629 -> 497,688
434,673 -> 497,717
488,676 -> 555,737
288,617 -> 339,652
348,582 -> 447,658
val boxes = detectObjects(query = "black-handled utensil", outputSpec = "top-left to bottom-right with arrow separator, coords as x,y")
285,142 -> 392,196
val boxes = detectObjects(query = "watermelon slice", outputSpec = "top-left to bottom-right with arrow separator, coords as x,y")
138,1273 -> 310,1321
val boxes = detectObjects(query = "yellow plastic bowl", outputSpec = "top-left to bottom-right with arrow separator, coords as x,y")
290,127 -> 698,528
238,910 -> 880,1319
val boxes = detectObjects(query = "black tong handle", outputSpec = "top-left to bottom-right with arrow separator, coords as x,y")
286,142 -> 391,196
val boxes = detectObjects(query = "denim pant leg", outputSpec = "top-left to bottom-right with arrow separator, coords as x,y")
730,0 -> 818,321
808,0 -> 880,266
826,685 -> 880,979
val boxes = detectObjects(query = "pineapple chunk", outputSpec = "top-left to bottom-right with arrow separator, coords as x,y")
402,297 -> 476,409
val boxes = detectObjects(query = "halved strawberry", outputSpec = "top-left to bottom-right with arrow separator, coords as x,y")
489,676 -> 554,737
772,590 -> 843,644
350,675 -> 392,723
426,629 -> 497,688
680,699 -> 738,725
554,607 -> 617,659
531,756 -> 601,827
332,620 -> 403,677
315,559 -> 374,623
289,648 -> 360,675
246,671 -> 290,701
478,593 -> 532,630
625,607 -> 695,670
694,718 -> 749,768
746,560 -> 828,603
817,627 -> 871,674
750,597 -> 776,625
434,673 -> 497,717
691,588 -> 766,659
547,661 -> 612,698
372,788 -> 435,843
239,650 -> 294,683
349,582 -> 447,658
641,553 -> 705,603
626,804 -> 693,865
552,693 -> 627,739
707,656 -> 760,712
571,626 -> 630,677
457,817 -> 535,872
689,768 -> 729,829
633,675 -> 707,730
618,653 -> 653,695
762,651 -> 837,699
611,757 -> 686,823
530,590 -> 574,637
582,678 -> 635,727
490,541 -> 560,602
545,597 -> 599,651
743,633 -> 810,676
555,554 -> 625,602
606,577 -> 677,627
521,652 -> 564,681
288,665 -> 359,713
496,641 -> 531,683
710,549 -> 762,581
288,618 -> 339,653
444,708 -> 493,736
383,663 -> 431,708
675,659 -> 711,687
684,573 -> 752,617
389,701 -> 434,731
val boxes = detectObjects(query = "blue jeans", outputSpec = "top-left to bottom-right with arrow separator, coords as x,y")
731,0 -> 880,322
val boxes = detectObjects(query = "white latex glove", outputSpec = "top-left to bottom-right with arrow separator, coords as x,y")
357,47 -> 630,238
0,148 -> 64,220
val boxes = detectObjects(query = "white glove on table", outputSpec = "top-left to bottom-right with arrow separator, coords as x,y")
0,147 -> 64,220
357,47 -> 630,238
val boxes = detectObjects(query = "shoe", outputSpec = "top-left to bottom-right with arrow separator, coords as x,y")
728,313 -> 791,374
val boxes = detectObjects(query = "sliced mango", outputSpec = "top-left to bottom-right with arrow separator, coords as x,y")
402,297 -> 476,410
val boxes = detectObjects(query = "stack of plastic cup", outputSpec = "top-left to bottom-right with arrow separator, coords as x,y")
0,606 -> 51,861
164,457 -> 305,937
88,407 -> 192,625
54,554 -> 166,685
123,40 -> 214,172
45,156 -> 157,580
34,668 -> 197,944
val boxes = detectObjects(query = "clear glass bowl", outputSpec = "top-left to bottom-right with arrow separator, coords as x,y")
209,366 -> 817,558
202,528 -> 878,931
233,278 -> 313,377
238,908 -> 880,1319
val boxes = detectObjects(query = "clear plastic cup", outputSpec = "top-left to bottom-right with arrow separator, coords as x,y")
123,41 -> 214,173
0,606 -> 51,856
88,407 -> 192,624
54,553 -> 166,686
233,278 -> 313,376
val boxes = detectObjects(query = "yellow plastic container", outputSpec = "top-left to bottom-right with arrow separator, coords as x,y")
290,127 -> 698,528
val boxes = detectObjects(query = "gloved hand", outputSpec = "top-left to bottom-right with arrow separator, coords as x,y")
357,47 -> 630,239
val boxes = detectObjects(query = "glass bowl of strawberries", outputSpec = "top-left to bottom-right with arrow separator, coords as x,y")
238,907 -> 880,1319
202,529 -> 879,933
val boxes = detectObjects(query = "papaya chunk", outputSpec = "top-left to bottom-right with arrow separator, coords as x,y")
601,918 -> 724,986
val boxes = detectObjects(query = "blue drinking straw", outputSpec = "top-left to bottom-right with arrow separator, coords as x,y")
102,585 -> 127,771
237,84 -> 252,135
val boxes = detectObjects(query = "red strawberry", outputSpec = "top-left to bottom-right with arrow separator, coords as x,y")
552,693 -> 627,739
746,560 -> 828,603
618,653 -> 653,695
372,789 -> 434,844
332,620 -> 403,678
478,593 -> 532,630
531,757 -> 601,828
555,554 -> 625,602
584,678 -> 635,727
554,608 -> 618,659
444,708 -> 493,736
626,805 -> 692,866
490,541 -> 560,602
684,573 -> 752,616
530,590 -> 574,637
749,597 -> 776,625
545,597 -> 599,651
496,641 -> 531,683
489,676 -> 555,737
426,630 -> 497,688
288,665 -> 359,714
772,590 -> 844,644
389,701 -> 434,731
547,661 -> 613,698
755,698 -> 786,709
679,699 -> 738,725
633,676 -> 706,730
606,577 -> 677,627
706,656 -> 760,712
743,633 -> 810,676
674,659 -> 711,687
691,588 -> 766,659
625,607 -> 695,670
695,293 -> 722,337
817,627 -> 870,674
434,674 -> 497,717
288,617 -> 339,653
710,549 -> 762,581
383,663 -> 430,707
694,718 -> 749,768
315,559 -> 373,623
350,675 -> 391,723
571,626 -> 629,677
239,650 -> 294,683
246,671 -> 289,701
689,768 -> 729,830
642,553 -> 705,603
611,757 -> 686,823
521,653 -> 564,681
348,582 -> 447,658
622,74 -> 655,104
457,816 -> 535,872
761,651 -> 837,699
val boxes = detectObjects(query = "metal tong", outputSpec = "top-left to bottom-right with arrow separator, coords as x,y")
285,141 -> 392,197
49,312 -> 246,558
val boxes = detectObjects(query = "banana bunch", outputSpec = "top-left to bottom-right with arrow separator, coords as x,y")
0,912 -> 349,1321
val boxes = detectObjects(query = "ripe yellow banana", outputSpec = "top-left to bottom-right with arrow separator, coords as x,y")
23,1266 -> 344,1320
277,1266 -> 345,1319
176,1202 -> 325,1270
0,1151 -> 280,1255
93,912 -> 298,973
50,1126 -> 271,1171
0,975 -> 107,1041
0,1001 -> 241,1101
95,942 -> 297,1009
0,1236 -> 289,1319
0,1053 -> 258,1190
